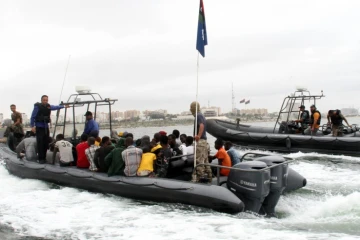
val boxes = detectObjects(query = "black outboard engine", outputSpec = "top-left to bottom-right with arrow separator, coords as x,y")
227,161 -> 270,213
255,155 -> 288,217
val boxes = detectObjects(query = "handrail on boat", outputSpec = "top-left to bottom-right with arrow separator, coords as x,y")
194,157 -> 294,186
240,152 -> 293,161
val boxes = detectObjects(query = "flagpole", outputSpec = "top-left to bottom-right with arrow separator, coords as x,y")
194,52 -> 200,170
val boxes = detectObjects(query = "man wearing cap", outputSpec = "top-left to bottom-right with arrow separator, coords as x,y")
304,105 -> 321,135
294,105 -> 310,133
83,111 -> 99,137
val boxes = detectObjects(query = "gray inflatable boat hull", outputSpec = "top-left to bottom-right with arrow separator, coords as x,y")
1,146 -> 244,213
207,119 -> 360,156
0,144 -> 306,214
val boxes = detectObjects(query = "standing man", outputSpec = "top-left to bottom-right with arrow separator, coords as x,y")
10,104 -> 24,147
327,110 -> 351,136
30,95 -> 69,164
294,105 -> 310,133
304,105 -> 321,136
190,101 -> 212,182
83,111 -> 99,137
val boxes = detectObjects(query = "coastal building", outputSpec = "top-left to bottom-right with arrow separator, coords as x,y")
201,106 -> 221,117
21,113 -> 29,124
143,109 -> 168,117
241,108 -> 269,116
341,108 -> 359,116
124,110 -> 140,119
75,114 -> 86,123
97,112 -> 109,123
111,111 -> 124,119
180,111 -> 192,116
0,113 -> 3,124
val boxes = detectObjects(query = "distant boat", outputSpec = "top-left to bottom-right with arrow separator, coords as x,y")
207,89 -> 360,156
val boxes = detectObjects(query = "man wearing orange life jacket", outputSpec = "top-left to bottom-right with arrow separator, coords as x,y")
304,105 -> 321,135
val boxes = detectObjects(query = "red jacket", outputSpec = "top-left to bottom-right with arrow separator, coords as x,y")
76,142 -> 89,168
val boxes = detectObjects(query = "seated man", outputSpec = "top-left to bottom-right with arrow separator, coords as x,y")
122,137 -> 143,176
182,136 -> 194,161
85,137 -> 100,171
53,134 -> 74,167
168,134 -> 182,156
76,134 -> 89,168
209,139 -> 232,176
179,134 -> 187,151
94,136 -> 114,173
154,135 -> 173,178
105,137 -> 126,176
294,105 -> 310,133
150,139 -> 162,155
172,129 -> 181,145
137,146 -> 157,177
16,131 -> 37,161
180,136 -> 195,180
94,136 -> 102,146
224,141 -> 240,166
327,109 -> 352,137
153,132 -> 161,144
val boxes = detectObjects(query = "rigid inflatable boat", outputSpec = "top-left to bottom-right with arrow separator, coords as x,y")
1,144 -> 306,215
207,89 -> 360,156
0,88 -> 307,216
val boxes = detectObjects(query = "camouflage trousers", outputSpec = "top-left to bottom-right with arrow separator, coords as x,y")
192,139 -> 212,182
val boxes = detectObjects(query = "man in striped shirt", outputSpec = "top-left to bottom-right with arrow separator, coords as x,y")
85,137 -> 100,171
122,137 -> 143,176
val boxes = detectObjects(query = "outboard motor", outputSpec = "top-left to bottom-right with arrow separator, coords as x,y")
227,161 -> 270,213
283,168 -> 307,193
255,155 -> 288,217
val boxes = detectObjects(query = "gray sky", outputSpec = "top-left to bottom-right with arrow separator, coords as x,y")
1,0 -> 360,118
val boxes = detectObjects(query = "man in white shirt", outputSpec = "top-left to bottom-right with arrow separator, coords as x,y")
182,136 -> 194,161
53,134 -> 74,166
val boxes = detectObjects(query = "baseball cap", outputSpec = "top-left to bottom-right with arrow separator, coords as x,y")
299,105 -> 305,109
159,131 -> 167,136
84,111 -> 92,116
310,104 -> 316,108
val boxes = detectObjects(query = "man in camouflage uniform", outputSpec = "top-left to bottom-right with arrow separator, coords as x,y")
10,104 -> 24,148
190,101 -> 212,182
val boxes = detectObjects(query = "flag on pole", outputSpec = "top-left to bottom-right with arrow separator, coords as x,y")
196,0 -> 208,57
240,99 -> 245,103
245,100 -> 250,104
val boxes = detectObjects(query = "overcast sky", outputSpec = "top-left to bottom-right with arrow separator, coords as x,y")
1,0 -> 360,118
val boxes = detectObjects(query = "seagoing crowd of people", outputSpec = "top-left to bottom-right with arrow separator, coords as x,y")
8,96 -> 245,183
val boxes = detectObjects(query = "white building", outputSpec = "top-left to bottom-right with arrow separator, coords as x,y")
201,106 -> 221,117
21,113 -> 29,124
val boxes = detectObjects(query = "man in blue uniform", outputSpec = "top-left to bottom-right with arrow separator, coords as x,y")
83,111 -> 99,137
30,95 -> 69,164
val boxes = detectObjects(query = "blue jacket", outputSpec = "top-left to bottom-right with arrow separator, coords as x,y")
83,119 -> 99,135
30,104 -> 64,128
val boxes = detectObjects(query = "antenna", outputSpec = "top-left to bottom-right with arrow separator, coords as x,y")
59,55 -> 71,103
